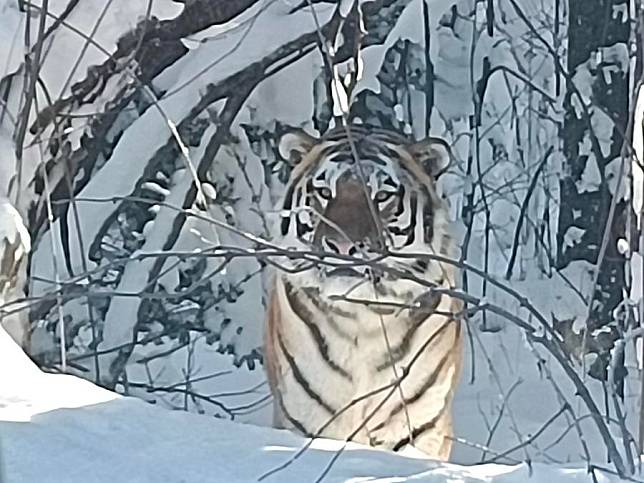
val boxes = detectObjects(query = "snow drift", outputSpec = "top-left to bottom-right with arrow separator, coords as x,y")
0,327 -> 630,482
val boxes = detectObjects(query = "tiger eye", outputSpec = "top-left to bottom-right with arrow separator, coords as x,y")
374,190 -> 394,203
317,186 -> 332,200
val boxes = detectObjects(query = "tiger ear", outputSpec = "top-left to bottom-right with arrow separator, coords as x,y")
408,137 -> 452,179
278,129 -> 316,164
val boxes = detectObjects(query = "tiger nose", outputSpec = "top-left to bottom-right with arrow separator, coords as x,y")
321,236 -> 358,256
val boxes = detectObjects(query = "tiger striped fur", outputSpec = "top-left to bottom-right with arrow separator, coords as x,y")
264,125 -> 463,460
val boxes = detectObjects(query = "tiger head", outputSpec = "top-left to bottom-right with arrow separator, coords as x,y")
275,125 -> 456,294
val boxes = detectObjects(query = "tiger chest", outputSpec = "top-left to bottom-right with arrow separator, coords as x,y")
271,276 -> 459,441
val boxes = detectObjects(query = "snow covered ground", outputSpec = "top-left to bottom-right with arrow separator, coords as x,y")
0,327 -> 634,482
0,0 -> 642,481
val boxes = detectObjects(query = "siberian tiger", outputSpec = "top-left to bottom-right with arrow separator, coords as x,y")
264,125 -> 463,460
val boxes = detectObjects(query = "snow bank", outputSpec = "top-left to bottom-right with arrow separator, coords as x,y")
0,327 -> 628,482
0,326 -> 116,423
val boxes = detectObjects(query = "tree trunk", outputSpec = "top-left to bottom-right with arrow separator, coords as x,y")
557,0 -> 630,393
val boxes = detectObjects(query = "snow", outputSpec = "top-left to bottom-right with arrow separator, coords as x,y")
0,198 -> 30,260
0,198 -> 31,348
0,1 -> 640,481
21,0 -> 181,101
634,85 -> 644,224
0,327 -> 629,482
0,326 -> 117,421
29,1 -> 335,291
96,169 -> 196,382
0,0 -> 182,205
0,1 -> 23,79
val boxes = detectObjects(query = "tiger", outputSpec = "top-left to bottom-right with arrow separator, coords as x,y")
263,124 -> 463,460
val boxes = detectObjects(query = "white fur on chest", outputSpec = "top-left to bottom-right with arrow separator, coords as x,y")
275,273 -> 457,441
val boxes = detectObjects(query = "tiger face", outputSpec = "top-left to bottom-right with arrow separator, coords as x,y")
276,125 -> 454,293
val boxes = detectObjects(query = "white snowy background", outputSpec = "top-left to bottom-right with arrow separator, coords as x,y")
0,0 -> 642,481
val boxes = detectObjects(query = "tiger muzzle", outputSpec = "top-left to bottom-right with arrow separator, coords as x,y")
313,181 -> 385,278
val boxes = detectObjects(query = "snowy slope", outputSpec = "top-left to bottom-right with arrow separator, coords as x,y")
0,327 -> 627,483
0,0 -> 640,481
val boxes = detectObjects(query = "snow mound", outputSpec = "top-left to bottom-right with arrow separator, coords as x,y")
0,326 -> 116,423
0,327 -> 626,482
